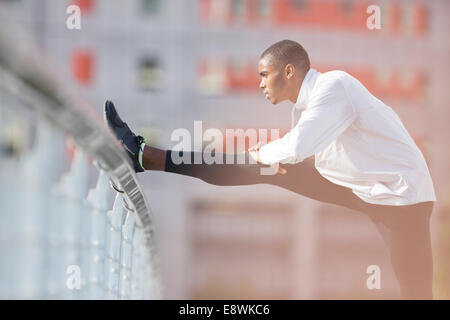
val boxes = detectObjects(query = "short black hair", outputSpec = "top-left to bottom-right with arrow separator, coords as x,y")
260,40 -> 310,72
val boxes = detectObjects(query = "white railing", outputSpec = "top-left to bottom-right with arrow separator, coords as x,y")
0,15 -> 162,300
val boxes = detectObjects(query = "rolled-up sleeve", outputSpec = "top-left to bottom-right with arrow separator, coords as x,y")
258,77 -> 356,165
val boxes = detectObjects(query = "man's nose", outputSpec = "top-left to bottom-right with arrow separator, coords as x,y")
259,79 -> 265,89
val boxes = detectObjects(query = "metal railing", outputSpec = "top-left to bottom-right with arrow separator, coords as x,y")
0,12 -> 162,299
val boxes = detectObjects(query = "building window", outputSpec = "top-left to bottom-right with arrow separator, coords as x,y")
292,0 -> 307,11
197,58 -> 227,96
141,0 -> 161,15
258,0 -> 270,19
137,56 -> 164,91
341,0 -> 354,15
232,0 -> 245,16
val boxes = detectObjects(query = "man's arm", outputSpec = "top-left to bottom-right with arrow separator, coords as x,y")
258,77 -> 356,165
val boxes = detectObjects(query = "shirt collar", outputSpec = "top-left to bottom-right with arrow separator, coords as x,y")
295,68 -> 321,111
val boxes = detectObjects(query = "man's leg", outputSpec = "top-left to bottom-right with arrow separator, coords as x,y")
105,100 -> 365,213
365,202 -> 434,299
145,147 -> 366,213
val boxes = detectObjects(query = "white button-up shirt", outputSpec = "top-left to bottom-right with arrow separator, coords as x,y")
258,68 -> 436,205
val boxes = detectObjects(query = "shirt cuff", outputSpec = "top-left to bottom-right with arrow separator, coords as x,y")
258,145 -> 276,165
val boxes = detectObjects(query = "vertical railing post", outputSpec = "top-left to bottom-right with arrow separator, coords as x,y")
105,193 -> 125,299
131,225 -> 145,299
86,169 -> 111,299
119,208 -> 135,300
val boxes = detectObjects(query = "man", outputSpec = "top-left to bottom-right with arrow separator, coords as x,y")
104,40 -> 436,299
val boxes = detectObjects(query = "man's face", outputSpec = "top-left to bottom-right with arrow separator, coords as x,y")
258,57 -> 288,105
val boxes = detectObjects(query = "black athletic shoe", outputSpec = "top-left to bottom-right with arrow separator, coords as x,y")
104,100 -> 146,173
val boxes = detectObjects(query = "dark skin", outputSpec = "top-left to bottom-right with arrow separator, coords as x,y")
258,55 -> 306,105
142,56 -> 309,171
142,146 -> 166,171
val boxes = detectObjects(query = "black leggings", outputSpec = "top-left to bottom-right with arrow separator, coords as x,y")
165,151 -> 434,299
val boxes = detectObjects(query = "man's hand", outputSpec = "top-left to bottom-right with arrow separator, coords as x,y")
247,142 -> 287,175
248,141 -> 263,163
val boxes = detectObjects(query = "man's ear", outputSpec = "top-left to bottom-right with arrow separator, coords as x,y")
285,64 -> 295,79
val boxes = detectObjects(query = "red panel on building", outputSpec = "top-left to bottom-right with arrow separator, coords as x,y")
72,0 -> 95,14
390,3 -> 401,34
413,4 -> 427,35
71,49 -> 94,86
273,0 -> 370,31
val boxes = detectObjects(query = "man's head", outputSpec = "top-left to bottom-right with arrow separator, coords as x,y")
258,40 -> 310,104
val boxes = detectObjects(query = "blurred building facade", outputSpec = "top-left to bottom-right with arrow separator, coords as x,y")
1,0 -> 449,299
